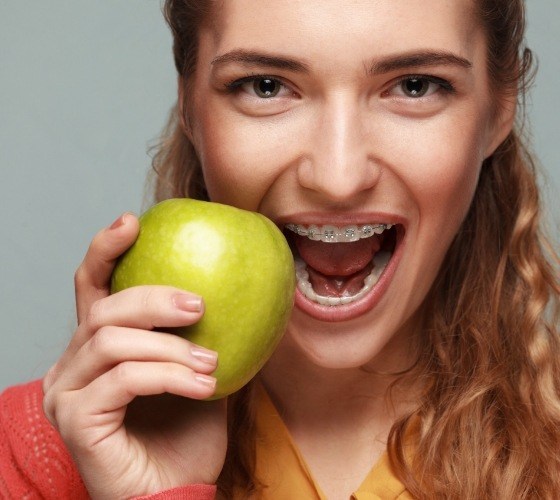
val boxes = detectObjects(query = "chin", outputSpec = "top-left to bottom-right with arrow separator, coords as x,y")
285,308 -> 409,372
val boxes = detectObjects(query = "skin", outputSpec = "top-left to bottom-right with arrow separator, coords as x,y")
43,1 -> 515,498
189,0 -> 514,496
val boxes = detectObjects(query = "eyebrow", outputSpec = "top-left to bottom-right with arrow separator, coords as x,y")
211,49 -> 310,73
368,51 -> 473,75
210,49 -> 472,76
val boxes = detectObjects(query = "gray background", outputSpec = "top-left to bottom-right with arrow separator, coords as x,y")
1,1 -> 558,390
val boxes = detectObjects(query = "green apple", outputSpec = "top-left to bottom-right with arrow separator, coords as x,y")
110,198 -> 295,399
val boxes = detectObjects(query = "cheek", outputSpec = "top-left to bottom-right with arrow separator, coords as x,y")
391,114 -> 486,234
383,115 -> 488,314
193,107 -> 298,210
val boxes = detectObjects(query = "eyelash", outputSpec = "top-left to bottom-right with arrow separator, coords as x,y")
223,73 -> 456,99
224,74 -> 290,95
389,74 -> 456,98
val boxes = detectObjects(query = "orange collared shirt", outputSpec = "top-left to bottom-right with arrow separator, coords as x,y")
249,382 -> 414,500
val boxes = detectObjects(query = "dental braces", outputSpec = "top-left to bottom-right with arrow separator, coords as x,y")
286,223 -> 392,242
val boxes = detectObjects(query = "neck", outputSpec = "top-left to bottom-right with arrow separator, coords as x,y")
258,328 -> 421,498
259,329 -> 420,433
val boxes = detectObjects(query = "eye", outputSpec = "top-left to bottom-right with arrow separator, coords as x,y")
388,75 -> 454,99
225,75 -> 292,99
400,77 -> 432,97
252,78 -> 282,98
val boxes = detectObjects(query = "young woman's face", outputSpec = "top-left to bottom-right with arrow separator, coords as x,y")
187,0 -> 513,370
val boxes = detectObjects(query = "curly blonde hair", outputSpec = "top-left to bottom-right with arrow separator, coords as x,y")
151,1 -> 560,497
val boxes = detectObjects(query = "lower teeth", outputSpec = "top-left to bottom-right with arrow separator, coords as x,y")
295,251 -> 392,306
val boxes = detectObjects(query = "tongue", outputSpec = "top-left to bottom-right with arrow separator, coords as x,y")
307,263 -> 374,297
295,235 -> 381,298
295,235 -> 381,276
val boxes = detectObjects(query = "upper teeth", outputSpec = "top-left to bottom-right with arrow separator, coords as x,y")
285,223 -> 393,243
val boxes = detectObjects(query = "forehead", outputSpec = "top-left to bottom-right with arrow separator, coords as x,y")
206,0 -> 481,65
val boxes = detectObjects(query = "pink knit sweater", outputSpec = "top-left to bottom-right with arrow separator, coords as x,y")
0,380 -> 216,499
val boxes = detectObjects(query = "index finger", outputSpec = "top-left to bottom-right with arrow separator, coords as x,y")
74,213 -> 139,323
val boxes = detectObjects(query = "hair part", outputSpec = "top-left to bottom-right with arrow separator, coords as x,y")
387,2 -> 560,497
150,0 -> 211,203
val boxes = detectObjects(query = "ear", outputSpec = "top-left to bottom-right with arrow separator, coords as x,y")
178,76 -> 194,143
483,94 -> 517,159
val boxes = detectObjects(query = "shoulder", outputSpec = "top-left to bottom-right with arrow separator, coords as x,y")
0,379 -> 89,499
0,379 -> 44,420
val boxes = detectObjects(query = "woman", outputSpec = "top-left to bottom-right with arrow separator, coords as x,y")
1,0 -> 559,498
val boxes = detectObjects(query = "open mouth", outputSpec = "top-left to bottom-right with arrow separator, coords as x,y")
284,222 -> 401,309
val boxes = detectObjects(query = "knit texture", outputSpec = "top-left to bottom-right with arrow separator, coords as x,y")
0,380 -> 216,499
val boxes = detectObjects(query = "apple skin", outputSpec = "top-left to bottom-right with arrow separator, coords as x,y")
110,198 -> 295,399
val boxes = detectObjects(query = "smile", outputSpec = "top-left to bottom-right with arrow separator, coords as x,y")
284,222 -> 401,317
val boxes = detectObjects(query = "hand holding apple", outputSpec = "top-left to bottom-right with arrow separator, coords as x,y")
111,198 -> 296,398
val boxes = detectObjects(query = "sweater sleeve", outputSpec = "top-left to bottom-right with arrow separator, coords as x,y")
0,379 -> 89,499
0,380 -> 216,500
134,484 -> 217,499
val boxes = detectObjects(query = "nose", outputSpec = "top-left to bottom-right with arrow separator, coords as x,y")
297,94 -> 381,204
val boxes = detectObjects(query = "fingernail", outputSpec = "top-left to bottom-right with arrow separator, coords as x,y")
109,213 -> 127,230
195,374 -> 217,388
173,293 -> 203,313
191,346 -> 218,365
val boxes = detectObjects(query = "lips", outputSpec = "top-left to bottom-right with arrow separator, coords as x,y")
283,220 -> 404,322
